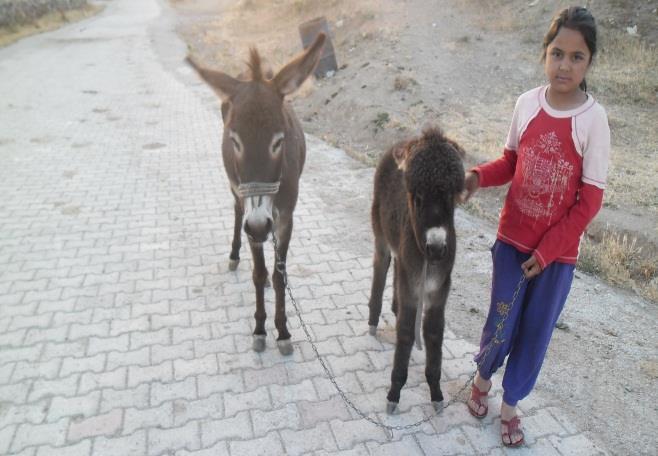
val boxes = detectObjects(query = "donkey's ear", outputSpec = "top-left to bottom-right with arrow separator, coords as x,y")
446,138 -> 466,159
393,145 -> 410,171
273,33 -> 326,96
220,102 -> 231,126
186,56 -> 240,102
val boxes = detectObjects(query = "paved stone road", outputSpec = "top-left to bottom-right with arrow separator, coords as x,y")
0,0 -> 611,454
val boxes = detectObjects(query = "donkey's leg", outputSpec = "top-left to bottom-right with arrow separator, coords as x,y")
424,277 -> 450,409
367,238 -> 391,336
386,267 -> 416,414
249,241 -> 268,352
272,216 -> 293,355
229,191 -> 243,271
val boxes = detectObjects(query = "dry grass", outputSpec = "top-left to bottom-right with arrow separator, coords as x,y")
579,230 -> 658,302
393,75 -> 417,92
591,29 -> 658,106
0,4 -> 102,48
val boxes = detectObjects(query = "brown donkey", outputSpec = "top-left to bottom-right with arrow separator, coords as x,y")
368,127 -> 465,413
187,34 -> 326,355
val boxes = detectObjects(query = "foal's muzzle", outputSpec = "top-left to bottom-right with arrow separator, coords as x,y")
425,227 -> 448,263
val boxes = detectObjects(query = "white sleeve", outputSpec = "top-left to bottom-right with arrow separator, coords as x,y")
504,96 -> 522,152
580,105 -> 611,189
505,87 -> 542,152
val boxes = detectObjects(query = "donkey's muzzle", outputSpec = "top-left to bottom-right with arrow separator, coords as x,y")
244,217 -> 272,243
243,193 -> 275,244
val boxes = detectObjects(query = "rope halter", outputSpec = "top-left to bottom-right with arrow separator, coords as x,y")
237,181 -> 280,198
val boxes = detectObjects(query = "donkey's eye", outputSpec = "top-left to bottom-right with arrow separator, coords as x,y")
271,134 -> 284,155
229,131 -> 243,154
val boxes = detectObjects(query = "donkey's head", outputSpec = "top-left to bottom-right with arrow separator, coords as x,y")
188,34 -> 326,243
394,127 -> 465,263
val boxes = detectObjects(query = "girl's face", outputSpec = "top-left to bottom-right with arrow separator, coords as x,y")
544,27 -> 591,94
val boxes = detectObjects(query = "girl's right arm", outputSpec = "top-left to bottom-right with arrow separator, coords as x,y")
459,92 -> 526,203
459,171 -> 480,203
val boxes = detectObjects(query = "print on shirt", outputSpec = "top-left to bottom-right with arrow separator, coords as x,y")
517,131 -> 574,226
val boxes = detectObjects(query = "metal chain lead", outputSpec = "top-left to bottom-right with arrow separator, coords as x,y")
271,231 -> 525,437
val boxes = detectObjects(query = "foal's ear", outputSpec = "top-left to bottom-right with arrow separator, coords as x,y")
446,138 -> 466,159
273,33 -> 326,96
186,56 -> 241,102
393,145 -> 411,171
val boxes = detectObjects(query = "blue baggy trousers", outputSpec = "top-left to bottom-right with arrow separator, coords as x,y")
474,240 -> 575,406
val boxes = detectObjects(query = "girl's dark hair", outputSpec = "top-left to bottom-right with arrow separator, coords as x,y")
542,6 -> 597,91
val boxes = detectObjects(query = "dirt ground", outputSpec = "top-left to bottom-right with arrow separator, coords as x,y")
170,0 -> 658,454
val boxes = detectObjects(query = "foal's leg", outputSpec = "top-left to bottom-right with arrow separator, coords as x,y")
391,259 -> 399,317
229,191 -> 243,271
424,277 -> 450,409
386,266 -> 417,414
249,240 -> 268,352
272,214 -> 293,355
367,237 -> 391,335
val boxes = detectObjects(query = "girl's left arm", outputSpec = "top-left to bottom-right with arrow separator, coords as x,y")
533,105 -> 611,269
532,183 -> 604,269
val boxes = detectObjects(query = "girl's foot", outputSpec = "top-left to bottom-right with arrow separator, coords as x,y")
500,401 -> 524,447
467,372 -> 491,418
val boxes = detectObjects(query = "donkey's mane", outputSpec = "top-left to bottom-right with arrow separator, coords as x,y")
247,47 -> 264,81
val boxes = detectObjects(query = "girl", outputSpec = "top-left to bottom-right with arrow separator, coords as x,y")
460,7 -> 611,447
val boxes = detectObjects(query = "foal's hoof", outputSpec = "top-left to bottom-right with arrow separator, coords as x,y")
277,339 -> 293,356
386,401 -> 399,415
252,335 -> 266,352
432,400 -> 444,412
228,259 -> 239,271
368,325 -> 377,336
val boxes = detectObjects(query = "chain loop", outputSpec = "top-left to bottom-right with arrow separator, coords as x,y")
271,231 -> 525,435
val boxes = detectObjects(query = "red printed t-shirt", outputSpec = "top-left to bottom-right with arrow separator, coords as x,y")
474,86 -> 611,268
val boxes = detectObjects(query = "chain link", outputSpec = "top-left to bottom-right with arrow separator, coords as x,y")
271,231 -> 525,438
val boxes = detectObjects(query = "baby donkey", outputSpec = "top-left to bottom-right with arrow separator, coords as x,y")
368,126 -> 465,413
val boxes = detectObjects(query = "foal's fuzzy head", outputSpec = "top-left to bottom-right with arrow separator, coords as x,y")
393,127 -> 465,262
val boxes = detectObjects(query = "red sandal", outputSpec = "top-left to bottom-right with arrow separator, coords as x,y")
501,416 -> 525,447
467,382 -> 490,418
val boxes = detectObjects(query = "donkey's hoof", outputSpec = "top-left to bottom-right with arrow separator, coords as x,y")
368,325 -> 377,336
252,334 -> 266,352
432,400 -> 444,412
277,339 -> 293,356
386,401 -> 399,415
229,259 -> 239,271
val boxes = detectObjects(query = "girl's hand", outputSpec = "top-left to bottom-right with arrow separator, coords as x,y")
459,171 -> 480,203
521,255 -> 542,279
